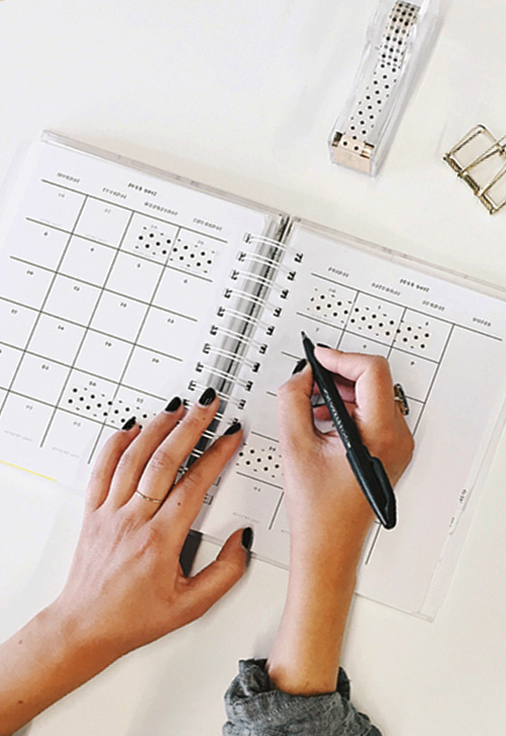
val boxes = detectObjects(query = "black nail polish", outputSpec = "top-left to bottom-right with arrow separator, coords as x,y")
292,358 -> 307,374
198,387 -> 216,406
165,396 -> 182,413
122,416 -> 136,431
317,342 -> 331,348
224,421 -> 241,436
241,527 -> 254,553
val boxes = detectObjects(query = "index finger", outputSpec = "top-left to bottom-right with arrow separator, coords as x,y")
314,347 -> 397,427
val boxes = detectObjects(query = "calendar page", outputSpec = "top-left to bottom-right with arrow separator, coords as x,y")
0,135 -> 282,486
199,221 -> 506,617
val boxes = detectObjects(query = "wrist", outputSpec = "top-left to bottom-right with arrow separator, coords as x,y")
0,603 -> 114,736
46,597 -> 119,674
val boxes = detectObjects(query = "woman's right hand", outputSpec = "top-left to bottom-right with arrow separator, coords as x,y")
267,348 -> 414,695
277,348 -> 414,565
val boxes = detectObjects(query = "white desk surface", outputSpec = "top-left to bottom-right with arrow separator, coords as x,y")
1,1 -> 506,734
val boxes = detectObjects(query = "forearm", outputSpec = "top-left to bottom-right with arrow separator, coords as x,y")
267,539 -> 362,695
0,604 -> 111,736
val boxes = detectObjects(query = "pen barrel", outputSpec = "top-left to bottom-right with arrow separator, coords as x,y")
346,448 -> 396,529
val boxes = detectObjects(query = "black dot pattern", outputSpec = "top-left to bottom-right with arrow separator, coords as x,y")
236,443 -> 283,483
341,1 -> 419,153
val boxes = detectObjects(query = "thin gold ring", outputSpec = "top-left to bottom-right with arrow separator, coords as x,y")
393,383 -> 410,416
134,489 -> 162,504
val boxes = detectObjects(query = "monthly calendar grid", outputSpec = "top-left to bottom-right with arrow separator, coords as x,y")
0,176 -> 229,469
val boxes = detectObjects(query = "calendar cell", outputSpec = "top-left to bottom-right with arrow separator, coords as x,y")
202,470 -> 282,531
121,213 -> 178,263
90,291 -> 146,342
0,344 -> 23,389
60,237 -> 115,286
347,293 -> 404,345
138,306 -> 199,358
305,282 -> 357,327
122,346 -> 180,397
75,199 -> 130,246
0,393 -> 54,446
6,218 -> 70,270
235,436 -> 283,486
75,331 -> 132,382
169,229 -> 219,277
388,351 -> 438,403
11,354 -> 69,405
0,259 -> 52,309
60,371 -> 117,422
21,179 -> 85,231
339,331 -> 390,357
44,274 -> 101,326
0,299 -> 37,348
154,267 -> 211,320
392,310 -> 451,361
44,411 -> 102,460
279,312 -> 341,357
106,252 -> 161,302
28,314 -> 85,365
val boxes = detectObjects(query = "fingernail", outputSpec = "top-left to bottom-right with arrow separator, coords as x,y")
317,342 -> 331,348
198,387 -> 216,406
122,416 -> 136,431
224,421 -> 241,435
241,527 -> 254,562
292,358 -> 307,374
165,396 -> 182,412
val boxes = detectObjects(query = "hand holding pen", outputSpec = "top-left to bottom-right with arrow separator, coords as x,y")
268,345 -> 414,695
302,333 -> 407,529
277,343 -> 414,554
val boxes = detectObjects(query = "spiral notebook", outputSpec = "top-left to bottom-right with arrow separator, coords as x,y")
2,132 -> 506,619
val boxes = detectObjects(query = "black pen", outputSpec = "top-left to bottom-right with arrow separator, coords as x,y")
301,332 -> 396,529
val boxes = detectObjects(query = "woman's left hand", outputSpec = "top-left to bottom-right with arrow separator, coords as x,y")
53,391 -> 249,663
0,390 -> 249,736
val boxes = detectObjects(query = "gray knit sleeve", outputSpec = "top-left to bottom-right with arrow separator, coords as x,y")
223,659 -> 382,736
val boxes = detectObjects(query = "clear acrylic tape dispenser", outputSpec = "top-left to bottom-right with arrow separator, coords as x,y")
329,0 -> 440,176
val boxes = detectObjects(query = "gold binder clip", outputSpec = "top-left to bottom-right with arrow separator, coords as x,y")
443,125 -> 506,215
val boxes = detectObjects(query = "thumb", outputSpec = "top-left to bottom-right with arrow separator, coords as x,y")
184,528 -> 251,618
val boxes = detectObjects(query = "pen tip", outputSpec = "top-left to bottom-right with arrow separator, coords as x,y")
301,331 -> 307,339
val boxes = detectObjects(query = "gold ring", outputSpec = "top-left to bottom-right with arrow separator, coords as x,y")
393,383 -> 409,416
134,489 -> 162,504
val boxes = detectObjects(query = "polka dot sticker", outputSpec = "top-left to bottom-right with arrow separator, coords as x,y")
236,440 -> 283,485
307,285 -> 356,326
121,213 -> 178,262
169,231 -> 218,276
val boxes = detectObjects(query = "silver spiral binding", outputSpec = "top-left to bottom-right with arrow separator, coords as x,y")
245,233 -> 289,250
209,324 -> 268,353
196,361 -> 252,390
223,287 -> 265,306
238,251 -> 277,266
231,269 -> 276,287
184,217 -> 292,476
203,344 -> 260,371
